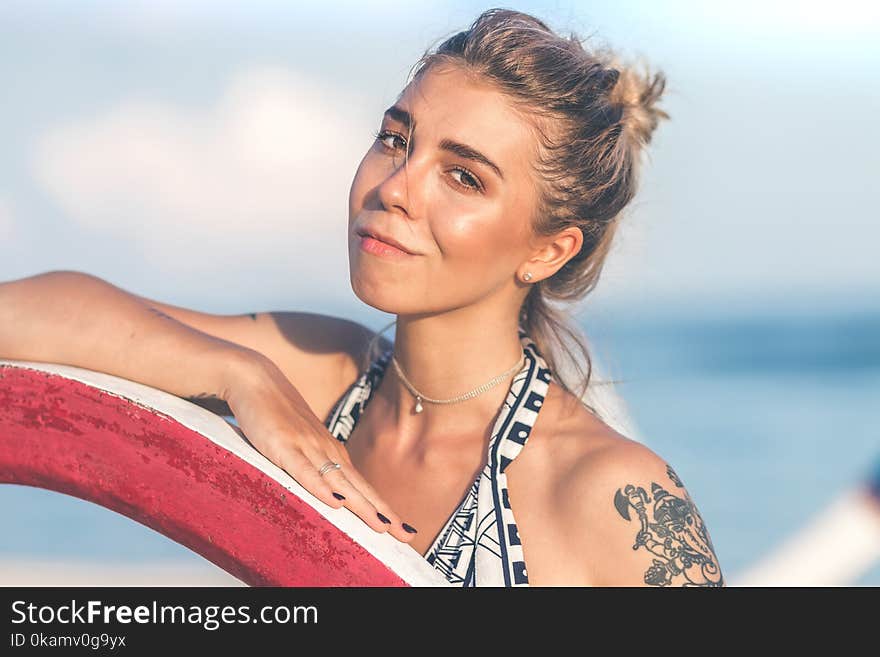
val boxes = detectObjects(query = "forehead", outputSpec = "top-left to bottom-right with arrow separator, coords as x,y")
393,64 -> 540,179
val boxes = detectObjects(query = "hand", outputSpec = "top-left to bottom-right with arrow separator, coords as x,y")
223,352 -> 418,546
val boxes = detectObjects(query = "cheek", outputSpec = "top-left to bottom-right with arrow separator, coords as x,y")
430,212 -> 526,289
436,211 -> 517,262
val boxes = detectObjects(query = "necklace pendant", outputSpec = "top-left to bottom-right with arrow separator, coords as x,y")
414,397 -> 424,414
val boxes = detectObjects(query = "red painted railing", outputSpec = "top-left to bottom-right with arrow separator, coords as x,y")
0,362 -> 447,587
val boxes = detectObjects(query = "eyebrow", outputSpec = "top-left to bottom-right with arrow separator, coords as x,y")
382,104 -> 505,181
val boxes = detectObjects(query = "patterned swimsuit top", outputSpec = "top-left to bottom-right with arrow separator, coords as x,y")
323,327 -> 553,587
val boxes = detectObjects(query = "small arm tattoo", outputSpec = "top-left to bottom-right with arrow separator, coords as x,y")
147,306 -> 175,322
242,313 -> 257,321
613,464 -> 724,587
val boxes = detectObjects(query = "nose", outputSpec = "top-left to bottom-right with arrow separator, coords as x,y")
376,151 -> 419,218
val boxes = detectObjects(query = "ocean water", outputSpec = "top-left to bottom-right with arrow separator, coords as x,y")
1,304 -> 878,586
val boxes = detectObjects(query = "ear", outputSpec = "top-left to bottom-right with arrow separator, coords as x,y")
522,226 -> 583,282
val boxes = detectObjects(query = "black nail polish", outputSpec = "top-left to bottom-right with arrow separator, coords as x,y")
332,492 -> 346,500
376,512 -> 391,524
402,523 -> 418,534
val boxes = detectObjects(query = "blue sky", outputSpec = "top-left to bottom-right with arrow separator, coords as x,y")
1,0 -> 877,321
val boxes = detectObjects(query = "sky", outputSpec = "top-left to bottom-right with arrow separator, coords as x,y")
1,0 -> 878,322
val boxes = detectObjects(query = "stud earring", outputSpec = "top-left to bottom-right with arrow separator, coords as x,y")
523,272 -> 533,282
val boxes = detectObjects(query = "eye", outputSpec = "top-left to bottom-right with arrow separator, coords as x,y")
372,129 -> 484,194
449,166 -> 483,193
373,129 -> 407,152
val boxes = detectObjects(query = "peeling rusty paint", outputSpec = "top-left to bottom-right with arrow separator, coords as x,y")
0,365 -> 409,587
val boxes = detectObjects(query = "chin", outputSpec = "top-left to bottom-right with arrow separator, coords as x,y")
352,269 -> 436,318
348,242 -> 433,314
350,271 -> 407,315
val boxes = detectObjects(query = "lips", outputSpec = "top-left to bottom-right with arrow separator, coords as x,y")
356,227 -> 418,255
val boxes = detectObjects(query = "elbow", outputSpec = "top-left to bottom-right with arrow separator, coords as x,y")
0,270 -> 104,313
1,269 -> 94,288
40,270 -> 97,283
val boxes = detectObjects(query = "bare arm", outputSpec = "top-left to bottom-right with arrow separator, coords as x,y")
124,293 -> 368,419
0,270 -> 421,543
0,270 -> 257,404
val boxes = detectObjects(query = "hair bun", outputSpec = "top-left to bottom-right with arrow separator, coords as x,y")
604,55 -> 669,146
595,67 -> 620,95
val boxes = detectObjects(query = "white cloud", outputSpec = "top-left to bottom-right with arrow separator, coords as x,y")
30,66 -> 373,273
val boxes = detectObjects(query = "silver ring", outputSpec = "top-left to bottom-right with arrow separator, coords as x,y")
318,460 -> 341,477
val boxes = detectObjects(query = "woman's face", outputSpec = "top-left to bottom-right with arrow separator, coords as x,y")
348,63 -> 544,315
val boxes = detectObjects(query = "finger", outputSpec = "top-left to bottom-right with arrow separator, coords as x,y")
271,446 -> 344,511
294,444 -> 396,535
315,464 -> 404,536
324,460 -> 419,544
257,428 -> 354,512
296,436 -> 419,544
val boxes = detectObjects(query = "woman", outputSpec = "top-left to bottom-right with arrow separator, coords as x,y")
0,8 -> 723,586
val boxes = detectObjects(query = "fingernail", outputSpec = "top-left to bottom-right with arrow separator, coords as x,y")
376,512 -> 391,524
332,492 -> 346,500
402,523 -> 418,534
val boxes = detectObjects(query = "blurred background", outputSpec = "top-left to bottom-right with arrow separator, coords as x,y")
1,0 -> 878,585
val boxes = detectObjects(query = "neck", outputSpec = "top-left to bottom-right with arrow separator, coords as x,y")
372,304 -> 526,453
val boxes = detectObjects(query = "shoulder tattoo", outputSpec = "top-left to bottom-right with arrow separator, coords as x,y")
613,464 -> 724,587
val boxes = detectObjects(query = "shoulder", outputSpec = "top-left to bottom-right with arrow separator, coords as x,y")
512,383 -> 725,586
550,427 -> 726,587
